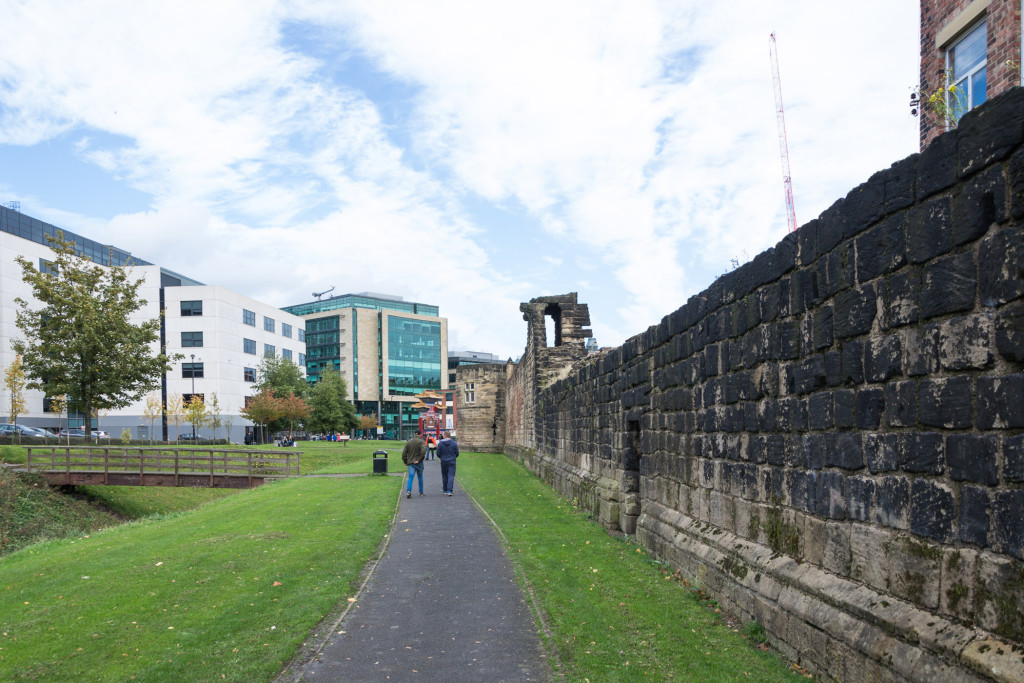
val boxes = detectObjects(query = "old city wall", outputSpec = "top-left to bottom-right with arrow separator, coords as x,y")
501,88 -> 1024,682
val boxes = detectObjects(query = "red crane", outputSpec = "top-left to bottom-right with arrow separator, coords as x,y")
769,33 -> 797,233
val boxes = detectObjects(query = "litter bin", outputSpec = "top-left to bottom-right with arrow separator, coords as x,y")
372,449 -> 388,474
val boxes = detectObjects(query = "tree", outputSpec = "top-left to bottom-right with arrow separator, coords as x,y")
4,354 -> 27,437
206,392 -> 224,441
359,414 -> 378,435
183,395 -> 209,440
142,392 -> 162,445
48,394 -> 67,442
279,392 -> 310,439
167,393 -> 185,443
12,234 -> 179,437
239,389 -> 284,444
256,356 -> 308,399
306,368 -> 359,435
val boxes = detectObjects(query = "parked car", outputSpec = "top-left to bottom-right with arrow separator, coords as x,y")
177,433 -> 202,442
0,423 -> 49,438
57,427 -> 109,439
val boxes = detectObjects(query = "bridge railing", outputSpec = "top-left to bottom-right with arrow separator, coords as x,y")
25,446 -> 301,486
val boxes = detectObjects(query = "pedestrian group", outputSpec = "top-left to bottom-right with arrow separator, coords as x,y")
401,430 -> 459,498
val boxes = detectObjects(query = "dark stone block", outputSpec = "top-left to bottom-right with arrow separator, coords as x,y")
815,471 -> 847,519
813,306 -> 834,350
875,475 -> 910,528
886,380 -> 918,427
835,389 -> 856,429
939,314 -> 993,371
790,470 -> 814,512
919,376 -> 973,429
826,241 -> 857,295
977,374 -> 1024,429
793,355 -> 826,395
803,434 -> 824,470
885,154 -> 918,213
947,434 -> 998,485
910,479 -> 955,543
818,199 -> 846,253
840,341 -> 864,385
856,388 -> 884,429
906,196 -> 953,263
906,324 -> 939,376
865,433 -> 898,473
866,335 -> 902,383
704,344 -> 720,377
992,490 -> 1024,560
959,486 -> 990,547
825,433 -> 863,471
776,233 -> 798,276
798,220 -> 818,267
843,171 -> 886,237
996,301 -> 1024,363
957,87 -> 1024,177
825,351 -> 841,387
834,286 -> 876,339
791,267 -> 820,315
1007,435 -> 1024,482
885,268 -> 921,328
846,477 -> 875,522
1011,146 -> 1024,219
774,321 -> 799,360
917,129 -> 957,199
857,214 -> 907,282
979,227 -> 1024,306
920,251 -> 976,320
765,434 -> 785,467
808,391 -> 834,430
952,165 -> 1006,246
899,432 -> 944,474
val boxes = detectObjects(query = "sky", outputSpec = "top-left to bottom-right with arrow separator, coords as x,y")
0,1 -> 921,360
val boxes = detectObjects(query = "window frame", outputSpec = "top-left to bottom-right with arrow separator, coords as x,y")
180,300 -> 203,317
243,309 -> 256,326
243,338 -> 256,355
946,18 -> 987,124
182,362 -> 204,379
264,316 -> 275,333
181,331 -> 204,348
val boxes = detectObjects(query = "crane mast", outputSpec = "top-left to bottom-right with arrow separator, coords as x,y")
769,33 -> 797,233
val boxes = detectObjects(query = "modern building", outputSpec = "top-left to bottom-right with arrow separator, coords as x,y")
0,205 -> 305,442
447,350 -> 501,388
919,0 -> 1023,148
282,292 -> 447,440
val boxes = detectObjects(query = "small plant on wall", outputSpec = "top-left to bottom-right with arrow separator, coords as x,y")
910,70 -> 966,129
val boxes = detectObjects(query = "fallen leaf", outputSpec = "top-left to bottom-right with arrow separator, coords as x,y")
273,581 -> 282,587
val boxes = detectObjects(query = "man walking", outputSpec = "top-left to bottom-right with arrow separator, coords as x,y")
437,431 -> 459,496
402,431 -> 427,499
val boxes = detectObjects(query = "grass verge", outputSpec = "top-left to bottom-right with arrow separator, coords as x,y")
0,475 -> 400,682
458,452 -> 805,681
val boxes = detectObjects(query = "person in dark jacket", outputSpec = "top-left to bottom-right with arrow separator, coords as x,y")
437,431 -> 459,496
402,432 -> 427,498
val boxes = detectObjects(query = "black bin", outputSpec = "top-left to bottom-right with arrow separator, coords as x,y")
372,449 -> 388,474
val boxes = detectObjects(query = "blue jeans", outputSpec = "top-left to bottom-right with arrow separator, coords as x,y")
406,461 -> 424,494
440,460 -> 456,493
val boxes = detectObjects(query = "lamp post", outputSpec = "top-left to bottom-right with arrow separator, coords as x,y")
190,353 -> 197,440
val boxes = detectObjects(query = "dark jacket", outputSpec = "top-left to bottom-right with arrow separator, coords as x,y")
402,437 -> 426,465
437,437 -> 459,462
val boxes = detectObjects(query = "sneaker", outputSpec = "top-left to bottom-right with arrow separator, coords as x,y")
420,493 -> 425,496
406,492 -> 411,499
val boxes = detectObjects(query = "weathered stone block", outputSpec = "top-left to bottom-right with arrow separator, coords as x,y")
947,434 -> 998,485
905,324 -> 939,376
979,226 -> 1024,306
920,251 -> 976,320
992,490 -> 1024,560
977,375 -> 1024,429
822,522 -> 852,576
957,87 -> 1024,177
917,126 -> 958,198
856,388 -> 884,429
885,268 -> 922,327
940,547 -> 978,623
886,380 -> 917,427
875,475 -> 910,529
959,485 -> 991,548
918,376 -> 973,429
907,196 -> 953,263
939,314 -> 993,371
850,524 -> 890,590
1006,435 -> 1024,483
910,479 -> 955,543
888,533 -> 942,608
857,214 -> 907,283
899,432 -> 944,474
952,165 -> 1006,245
976,554 -> 1024,641
864,433 -> 898,474
834,285 -> 876,339
840,340 -> 864,385
996,300 -> 1024,363
814,471 -> 847,519
1012,145 -> 1024,219
846,476 -> 874,522
802,434 -> 824,470
866,335 -> 903,382
807,392 -> 834,431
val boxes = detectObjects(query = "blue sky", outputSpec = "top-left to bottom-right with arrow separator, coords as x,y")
0,1 -> 920,360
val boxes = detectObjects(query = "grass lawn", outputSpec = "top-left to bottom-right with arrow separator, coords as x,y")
0,475 -> 400,682
458,452 -> 806,682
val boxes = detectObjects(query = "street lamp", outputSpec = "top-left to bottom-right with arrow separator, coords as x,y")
190,353 -> 197,440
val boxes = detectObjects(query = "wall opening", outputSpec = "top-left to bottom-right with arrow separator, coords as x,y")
543,303 -> 563,347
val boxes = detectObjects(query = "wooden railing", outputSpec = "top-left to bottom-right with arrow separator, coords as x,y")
25,446 -> 301,488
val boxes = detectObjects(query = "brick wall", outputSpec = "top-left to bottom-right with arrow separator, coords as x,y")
504,89 -> 1024,681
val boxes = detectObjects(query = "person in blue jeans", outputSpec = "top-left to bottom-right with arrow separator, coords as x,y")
437,431 -> 459,496
402,432 -> 426,498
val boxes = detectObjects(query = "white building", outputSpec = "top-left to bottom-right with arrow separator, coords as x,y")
0,205 -> 304,442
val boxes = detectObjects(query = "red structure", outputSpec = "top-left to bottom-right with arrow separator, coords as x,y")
769,33 -> 798,233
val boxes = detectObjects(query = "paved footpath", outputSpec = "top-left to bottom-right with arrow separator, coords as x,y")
295,458 -> 552,682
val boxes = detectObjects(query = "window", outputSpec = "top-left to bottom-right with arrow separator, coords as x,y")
39,258 -> 56,275
181,331 -> 203,347
244,395 -> 253,408
183,393 -> 204,405
244,338 -> 256,354
299,353 -> 306,366
182,362 -> 204,378
464,382 -> 475,404
948,20 -> 987,122
264,316 -> 275,333
264,344 -> 275,357
298,329 -> 305,342
243,309 -> 256,326
282,323 -> 292,338
180,300 -> 203,316
244,367 -> 256,382
282,348 -> 293,361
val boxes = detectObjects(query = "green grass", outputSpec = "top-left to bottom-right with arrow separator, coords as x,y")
0,475 -> 400,682
458,452 -> 804,681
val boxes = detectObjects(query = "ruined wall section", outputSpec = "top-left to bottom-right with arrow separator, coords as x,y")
510,88 -> 1024,682
454,363 -> 508,452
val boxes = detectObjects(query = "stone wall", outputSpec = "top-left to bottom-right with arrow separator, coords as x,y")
499,88 -> 1024,682
455,362 -> 509,452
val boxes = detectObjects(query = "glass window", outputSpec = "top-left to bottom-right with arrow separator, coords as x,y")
281,323 -> 292,338
243,309 -> 256,326
386,317 -> 442,395
264,316 -> 275,333
181,300 -> 203,316
183,393 -> 204,405
244,367 -> 256,382
948,20 -> 987,123
282,348 -> 293,361
244,338 -> 256,354
39,258 -> 56,275
465,382 -> 475,404
298,329 -> 305,342
181,331 -> 203,347
264,344 -> 275,357
182,362 -> 204,378
299,352 -> 306,366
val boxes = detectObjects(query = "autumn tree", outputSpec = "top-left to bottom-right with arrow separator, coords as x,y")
142,392 -> 162,444
167,393 -> 185,443
359,414 -> 378,436
279,392 -> 311,439
183,395 -> 209,441
255,355 -> 308,434
239,389 -> 284,445
306,368 -> 359,436
48,394 -> 67,441
13,234 -> 179,437
4,354 -> 27,434
206,393 -> 225,441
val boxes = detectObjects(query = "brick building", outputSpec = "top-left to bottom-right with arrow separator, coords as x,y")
919,0 -> 1022,148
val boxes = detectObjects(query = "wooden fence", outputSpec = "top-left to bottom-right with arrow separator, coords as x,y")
25,446 -> 301,488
